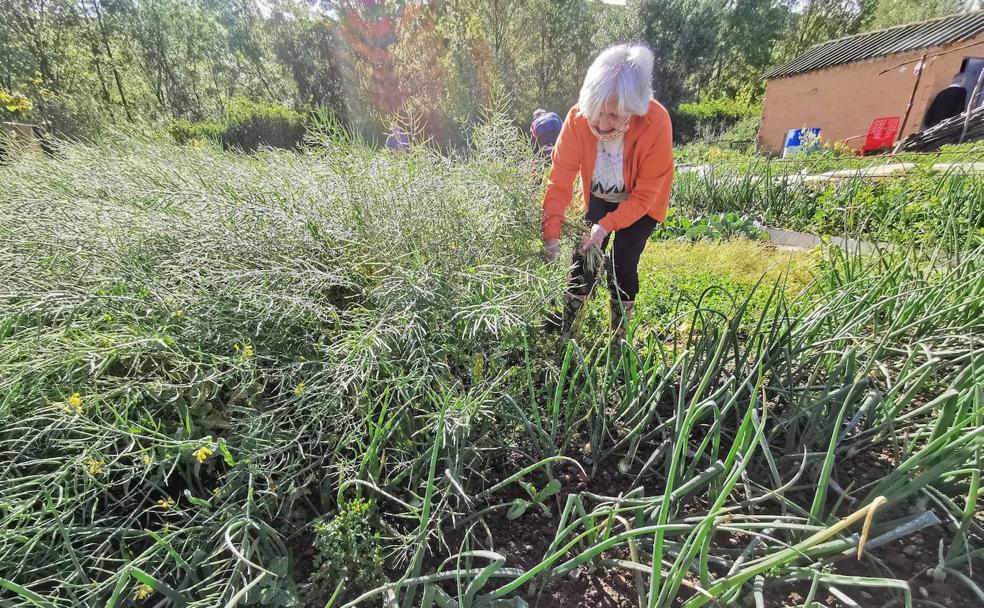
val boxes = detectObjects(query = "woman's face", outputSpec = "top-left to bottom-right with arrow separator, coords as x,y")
591,96 -> 630,134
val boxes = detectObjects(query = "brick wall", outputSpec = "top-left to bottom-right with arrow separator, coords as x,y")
759,33 -> 984,153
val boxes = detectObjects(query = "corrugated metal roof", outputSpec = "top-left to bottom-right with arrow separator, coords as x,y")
765,11 -> 984,79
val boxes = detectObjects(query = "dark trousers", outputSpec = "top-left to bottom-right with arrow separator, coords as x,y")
570,195 -> 658,302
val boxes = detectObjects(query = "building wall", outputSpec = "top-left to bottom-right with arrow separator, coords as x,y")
759,33 -> 984,153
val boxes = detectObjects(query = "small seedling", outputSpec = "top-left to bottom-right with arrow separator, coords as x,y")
506,478 -> 562,520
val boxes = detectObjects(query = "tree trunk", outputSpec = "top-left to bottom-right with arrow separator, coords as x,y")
91,0 -> 134,122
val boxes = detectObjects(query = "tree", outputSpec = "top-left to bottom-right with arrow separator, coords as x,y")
270,9 -> 346,121
78,0 -> 134,122
633,0 -> 725,107
0,0 -> 113,135
710,0 -> 793,98
390,2 -> 456,143
773,0 -> 872,63
510,0 -> 599,122
866,0 -> 968,31
330,0 -> 405,137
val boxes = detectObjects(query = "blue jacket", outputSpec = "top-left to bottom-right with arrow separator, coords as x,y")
530,112 -> 562,155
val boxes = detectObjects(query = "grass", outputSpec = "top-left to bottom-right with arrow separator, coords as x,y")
0,118 -> 982,608
636,239 -> 812,318
580,240 -> 814,338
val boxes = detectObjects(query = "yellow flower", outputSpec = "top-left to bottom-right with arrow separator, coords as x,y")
67,392 -> 82,412
242,344 -> 254,359
174,310 -> 184,318
157,497 -> 175,510
212,487 -> 222,497
293,382 -> 305,396
193,445 -> 214,464
133,584 -> 154,601
87,459 -> 104,476
233,343 -> 241,352
142,453 -> 153,466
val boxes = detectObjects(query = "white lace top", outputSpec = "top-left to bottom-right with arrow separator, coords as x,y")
590,134 -> 627,202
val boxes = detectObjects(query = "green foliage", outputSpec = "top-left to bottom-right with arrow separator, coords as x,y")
219,97 -> 305,151
718,115 -> 761,147
0,0 -> 328,140
309,499 -> 384,595
508,0 -> 600,125
1,128 -> 983,607
582,238 -> 812,338
0,122 -> 550,606
712,0 -> 791,99
673,160 -> 984,249
272,16 -> 347,120
674,96 -> 761,142
506,478 -> 562,519
865,0 -> 963,30
651,208 -> 767,242
167,98 -> 305,150
633,0 -> 724,108
0,89 -> 32,119
936,141 -> 984,156
674,141 -> 753,165
167,119 -> 224,145
0,0 -> 913,145
676,97 -> 761,126
35,90 -> 110,140
772,0 -> 870,64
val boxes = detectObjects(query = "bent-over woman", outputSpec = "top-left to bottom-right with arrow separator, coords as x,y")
541,43 -> 674,340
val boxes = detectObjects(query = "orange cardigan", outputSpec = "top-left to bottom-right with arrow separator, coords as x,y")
541,100 -> 674,240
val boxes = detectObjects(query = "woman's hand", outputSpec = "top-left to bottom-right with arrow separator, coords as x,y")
542,238 -> 561,262
581,224 -> 609,252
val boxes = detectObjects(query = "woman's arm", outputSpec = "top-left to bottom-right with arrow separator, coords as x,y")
542,107 -> 582,240
597,111 -> 673,234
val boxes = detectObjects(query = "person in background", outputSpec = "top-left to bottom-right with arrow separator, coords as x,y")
530,109 -> 563,158
541,43 -> 673,341
385,125 -> 410,151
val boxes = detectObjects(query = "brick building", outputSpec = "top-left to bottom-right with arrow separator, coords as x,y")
759,12 -> 984,153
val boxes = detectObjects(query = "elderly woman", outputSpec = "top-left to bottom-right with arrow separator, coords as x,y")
542,43 -> 673,339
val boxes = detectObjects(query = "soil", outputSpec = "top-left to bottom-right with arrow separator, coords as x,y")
537,567 -> 637,607
289,441 -> 982,607
471,445 -> 984,608
760,444 -> 984,608
477,459 -> 642,607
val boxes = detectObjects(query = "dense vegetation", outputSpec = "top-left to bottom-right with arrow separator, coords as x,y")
1,121 -> 981,606
672,144 -> 984,248
1,0 -> 976,144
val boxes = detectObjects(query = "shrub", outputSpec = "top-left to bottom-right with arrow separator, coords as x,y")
167,98 -> 306,151
718,115 -> 760,148
673,141 -> 754,166
31,90 -> 109,141
0,116 -> 552,605
167,119 -> 224,145
673,96 -> 761,143
219,97 -> 306,151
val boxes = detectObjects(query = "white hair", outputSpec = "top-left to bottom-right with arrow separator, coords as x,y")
578,44 -> 654,121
